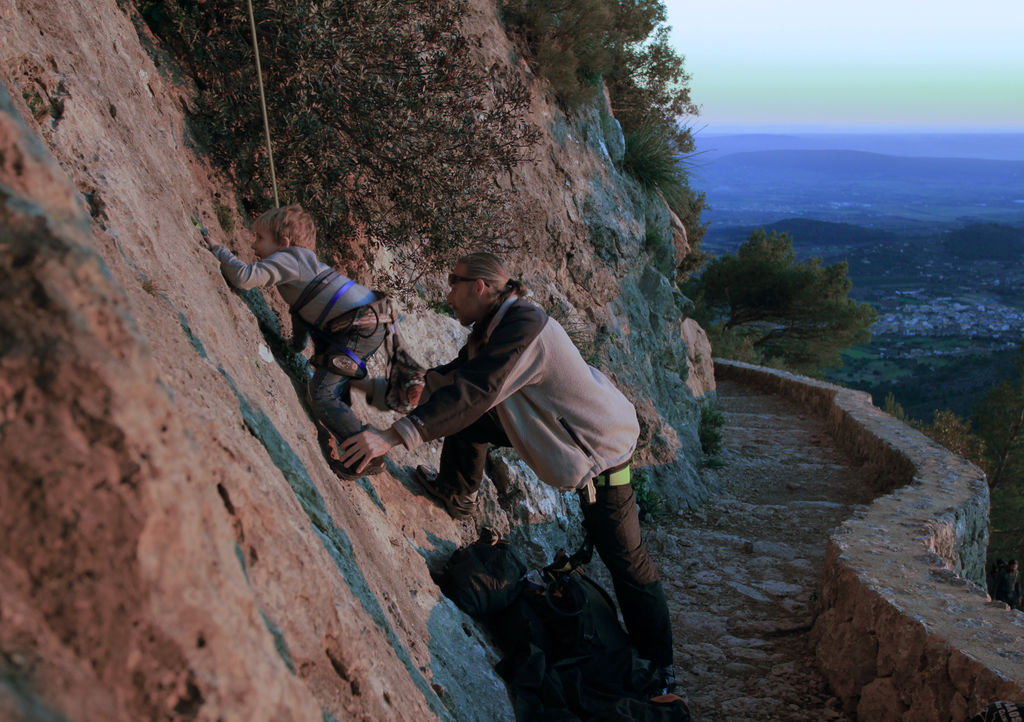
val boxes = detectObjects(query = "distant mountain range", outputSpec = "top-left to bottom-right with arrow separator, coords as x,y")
694,132 -> 1024,161
690,147 -> 1024,229
703,217 -> 902,257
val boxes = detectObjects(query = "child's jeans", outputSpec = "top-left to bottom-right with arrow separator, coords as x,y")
307,322 -> 387,443
308,368 -> 363,441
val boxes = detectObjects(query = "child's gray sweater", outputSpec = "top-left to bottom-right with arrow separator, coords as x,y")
211,244 -> 374,325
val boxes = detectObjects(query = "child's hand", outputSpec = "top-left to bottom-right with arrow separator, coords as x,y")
191,214 -> 214,250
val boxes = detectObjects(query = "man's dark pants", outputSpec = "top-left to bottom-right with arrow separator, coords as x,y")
437,411 -> 674,667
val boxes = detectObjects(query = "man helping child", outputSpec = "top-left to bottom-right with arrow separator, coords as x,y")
339,251 -> 677,695
203,203 -> 419,478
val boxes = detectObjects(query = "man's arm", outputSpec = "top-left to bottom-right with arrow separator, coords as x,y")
338,303 -> 546,472
400,303 -> 546,443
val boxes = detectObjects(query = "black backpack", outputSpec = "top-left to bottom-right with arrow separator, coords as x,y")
436,528 -> 528,619
438,534 -> 689,721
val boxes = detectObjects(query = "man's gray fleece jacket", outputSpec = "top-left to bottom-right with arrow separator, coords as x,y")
391,297 -> 640,491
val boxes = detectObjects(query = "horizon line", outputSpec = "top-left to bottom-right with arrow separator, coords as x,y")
692,122 -> 1024,136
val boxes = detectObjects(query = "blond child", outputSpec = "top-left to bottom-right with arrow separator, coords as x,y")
205,204 -> 388,477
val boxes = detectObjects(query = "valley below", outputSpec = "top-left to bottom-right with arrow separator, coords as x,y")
691,132 -> 1024,421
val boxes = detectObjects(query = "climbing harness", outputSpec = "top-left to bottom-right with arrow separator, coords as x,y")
292,275 -> 379,378
245,0 -> 279,207
289,269 -> 424,404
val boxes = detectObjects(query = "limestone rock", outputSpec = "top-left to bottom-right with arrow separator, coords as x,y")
0,0 -> 714,719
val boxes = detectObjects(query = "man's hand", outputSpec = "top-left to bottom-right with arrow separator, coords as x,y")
339,426 -> 400,473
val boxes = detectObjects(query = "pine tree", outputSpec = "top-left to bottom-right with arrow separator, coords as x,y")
685,229 -> 877,375
973,342 -> 1024,564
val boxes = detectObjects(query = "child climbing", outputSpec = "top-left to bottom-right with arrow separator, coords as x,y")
203,203 -> 410,478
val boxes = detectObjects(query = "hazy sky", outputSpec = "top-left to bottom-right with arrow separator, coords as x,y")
662,0 -> 1024,132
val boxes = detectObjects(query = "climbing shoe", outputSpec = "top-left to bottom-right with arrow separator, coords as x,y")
329,456 -> 386,480
414,465 -> 477,520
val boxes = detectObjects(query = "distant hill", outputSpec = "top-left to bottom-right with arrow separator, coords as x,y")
944,222 -> 1024,261
691,149 -> 1024,228
699,149 -> 1024,187
694,132 -> 1024,162
704,218 -> 902,258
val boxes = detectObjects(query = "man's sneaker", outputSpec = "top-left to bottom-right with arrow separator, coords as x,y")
414,465 -> 477,519
645,664 -> 678,698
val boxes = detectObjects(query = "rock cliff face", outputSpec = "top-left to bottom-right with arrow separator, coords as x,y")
0,1 -> 712,720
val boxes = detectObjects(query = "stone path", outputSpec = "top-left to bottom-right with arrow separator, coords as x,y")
644,378 -> 879,721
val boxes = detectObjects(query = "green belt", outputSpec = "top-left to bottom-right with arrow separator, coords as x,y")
593,464 -> 631,487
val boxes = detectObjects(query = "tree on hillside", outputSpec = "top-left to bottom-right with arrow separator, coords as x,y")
971,342 -> 1024,565
684,229 -> 877,375
975,344 -> 1024,491
944,222 -> 1024,262
881,343 -> 1024,566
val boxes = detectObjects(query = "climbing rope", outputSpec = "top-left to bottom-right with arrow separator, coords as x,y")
245,0 -> 279,208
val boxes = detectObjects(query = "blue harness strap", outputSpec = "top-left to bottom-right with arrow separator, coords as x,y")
337,347 -> 367,377
314,279 -> 356,328
307,279 -> 375,378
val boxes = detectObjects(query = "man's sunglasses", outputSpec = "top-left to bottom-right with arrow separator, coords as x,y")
448,273 -> 482,285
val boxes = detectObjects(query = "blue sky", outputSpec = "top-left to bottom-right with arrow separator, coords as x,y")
662,0 -> 1024,132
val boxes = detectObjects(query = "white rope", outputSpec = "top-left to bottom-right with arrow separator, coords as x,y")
246,0 -> 279,208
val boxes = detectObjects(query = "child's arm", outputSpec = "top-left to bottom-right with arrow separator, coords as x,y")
207,244 -> 286,290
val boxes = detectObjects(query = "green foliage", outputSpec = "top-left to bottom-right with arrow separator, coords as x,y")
500,0 -> 694,141
501,0 -> 615,106
141,278 -> 161,297
971,343 -> 1024,565
877,342 -> 1024,567
673,186 -> 710,281
427,299 -> 454,319
500,0 -> 707,279
136,0 -> 539,272
631,467 -> 663,521
605,24 -> 696,150
623,118 -> 684,194
685,229 -> 877,375
624,120 -> 708,280
883,392 -> 908,421
698,402 -> 725,459
921,410 -> 986,464
21,87 -> 47,120
214,201 -> 234,233
974,344 -> 1024,491
643,227 -> 673,277
700,322 -> 756,365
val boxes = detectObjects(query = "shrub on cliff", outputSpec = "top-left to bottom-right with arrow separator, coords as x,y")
500,0 -> 704,277
623,119 -> 708,279
500,0 -> 696,138
136,0 -> 539,272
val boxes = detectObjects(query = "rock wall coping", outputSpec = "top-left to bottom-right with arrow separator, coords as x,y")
714,359 -> 1024,721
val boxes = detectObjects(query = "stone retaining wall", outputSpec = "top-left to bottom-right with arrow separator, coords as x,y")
715,360 -> 1024,721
